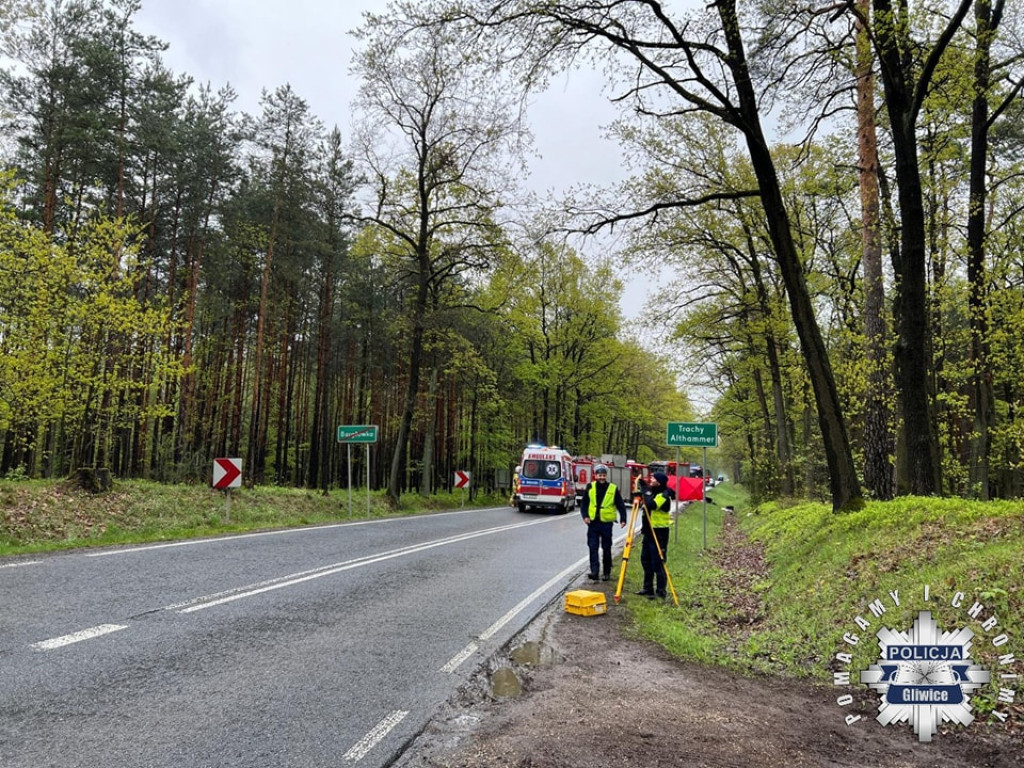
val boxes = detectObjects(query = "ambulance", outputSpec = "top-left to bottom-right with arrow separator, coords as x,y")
516,445 -> 576,514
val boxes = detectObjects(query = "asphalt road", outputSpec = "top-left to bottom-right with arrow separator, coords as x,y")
0,506 -> 602,768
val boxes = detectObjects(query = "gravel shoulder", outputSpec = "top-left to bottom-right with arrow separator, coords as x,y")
393,520 -> 1022,768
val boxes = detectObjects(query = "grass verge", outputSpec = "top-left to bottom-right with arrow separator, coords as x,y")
620,487 -> 1023,726
0,478 -> 505,556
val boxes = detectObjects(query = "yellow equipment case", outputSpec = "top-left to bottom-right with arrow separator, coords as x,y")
564,589 -> 607,616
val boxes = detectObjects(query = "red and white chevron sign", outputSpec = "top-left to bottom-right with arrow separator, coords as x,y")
213,458 -> 242,489
454,470 -> 470,489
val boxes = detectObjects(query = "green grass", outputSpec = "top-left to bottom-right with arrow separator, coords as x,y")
619,485 -> 1024,719
619,483 -> 744,663
0,478 -> 506,556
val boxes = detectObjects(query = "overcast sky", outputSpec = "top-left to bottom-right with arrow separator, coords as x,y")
134,1 -> 678,334
133,0 -> 626,197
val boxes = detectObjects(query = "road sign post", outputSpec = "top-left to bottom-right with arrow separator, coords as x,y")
665,422 -> 717,550
665,422 -> 717,448
338,426 -> 378,517
454,470 -> 470,507
212,458 -> 242,522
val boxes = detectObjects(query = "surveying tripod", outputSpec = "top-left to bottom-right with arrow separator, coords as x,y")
614,495 -> 679,606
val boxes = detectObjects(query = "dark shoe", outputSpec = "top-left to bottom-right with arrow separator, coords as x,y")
601,574 -> 611,581
656,591 -> 667,599
647,593 -> 657,600
588,573 -> 599,580
635,589 -> 654,596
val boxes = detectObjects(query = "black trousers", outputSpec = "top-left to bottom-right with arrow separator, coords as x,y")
640,528 -> 670,594
587,520 -> 614,576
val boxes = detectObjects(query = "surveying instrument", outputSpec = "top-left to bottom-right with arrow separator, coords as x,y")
614,494 -> 679,606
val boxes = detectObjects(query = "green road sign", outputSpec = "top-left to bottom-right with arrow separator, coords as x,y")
337,424 -> 378,443
666,421 -> 717,447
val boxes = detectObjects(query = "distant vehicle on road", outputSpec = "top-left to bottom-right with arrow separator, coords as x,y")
647,459 -> 690,496
516,445 -> 576,514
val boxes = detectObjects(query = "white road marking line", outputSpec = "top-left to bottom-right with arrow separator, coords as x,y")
439,528 -> 630,673
343,710 -> 409,762
177,517 -> 562,614
440,642 -> 480,674
440,552 -> 592,673
32,623 -> 128,650
0,560 -> 41,569
85,506 -> 495,557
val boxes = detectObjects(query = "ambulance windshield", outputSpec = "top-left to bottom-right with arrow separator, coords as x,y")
522,460 -> 562,480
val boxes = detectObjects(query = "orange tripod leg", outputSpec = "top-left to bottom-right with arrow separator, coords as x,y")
614,498 -> 641,603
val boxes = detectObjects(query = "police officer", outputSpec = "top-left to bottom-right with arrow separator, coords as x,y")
580,464 -> 627,580
637,471 -> 675,599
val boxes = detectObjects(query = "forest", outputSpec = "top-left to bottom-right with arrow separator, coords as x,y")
1,0 -> 1023,508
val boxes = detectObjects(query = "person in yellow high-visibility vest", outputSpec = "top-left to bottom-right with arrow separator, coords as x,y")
636,472 -> 675,599
580,464 -> 627,581
509,465 -> 521,507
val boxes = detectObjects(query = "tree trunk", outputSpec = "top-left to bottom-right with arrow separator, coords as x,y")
719,0 -> 861,510
310,252 -> 335,495
870,0 -> 973,495
388,270 -> 428,505
421,366 -> 439,496
856,0 -> 896,499
966,0 -> 1002,499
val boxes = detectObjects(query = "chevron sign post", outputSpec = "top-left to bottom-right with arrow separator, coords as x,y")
454,470 -> 471,508
212,458 -> 242,522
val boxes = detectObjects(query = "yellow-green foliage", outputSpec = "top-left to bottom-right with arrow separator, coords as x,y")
0,177 -> 180,465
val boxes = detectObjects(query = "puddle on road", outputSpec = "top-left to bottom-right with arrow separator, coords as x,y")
491,667 -> 522,698
510,640 -> 563,667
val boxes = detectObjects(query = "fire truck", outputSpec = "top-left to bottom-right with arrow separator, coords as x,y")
572,454 -> 639,502
646,459 -> 692,496
516,445 -> 577,514
626,460 -> 649,496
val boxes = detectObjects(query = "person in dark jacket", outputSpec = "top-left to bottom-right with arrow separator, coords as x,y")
579,464 -> 627,580
636,471 -> 675,599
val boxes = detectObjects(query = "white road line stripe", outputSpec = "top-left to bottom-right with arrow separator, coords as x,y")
440,529 -> 630,674
343,710 -> 409,762
177,517 -> 561,614
441,552 -> 592,673
32,624 -> 128,650
0,560 -> 41,569
440,641 -> 479,674
86,507 -> 489,557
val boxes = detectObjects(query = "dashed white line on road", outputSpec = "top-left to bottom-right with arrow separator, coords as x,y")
32,623 -> 128,650
0,560 -> 40,569
343,710 -> 409,762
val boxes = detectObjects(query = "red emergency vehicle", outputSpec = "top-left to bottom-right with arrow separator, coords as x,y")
626,460 -> 648,496
646,460 -> 691,496
572,455 -> 636,502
